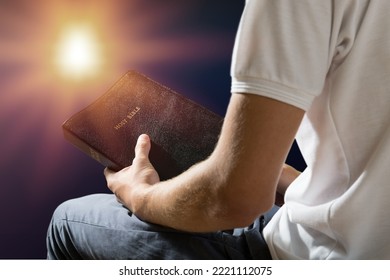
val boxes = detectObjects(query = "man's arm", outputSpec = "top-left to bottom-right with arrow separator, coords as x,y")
105,93 -> 304,232
278,164 -> 301,195
275,164 -> 302,206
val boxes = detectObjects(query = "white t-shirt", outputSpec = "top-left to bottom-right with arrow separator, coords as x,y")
231,0 -> 390,259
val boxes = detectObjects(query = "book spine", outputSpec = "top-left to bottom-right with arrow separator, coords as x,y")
63,128 -> 121,171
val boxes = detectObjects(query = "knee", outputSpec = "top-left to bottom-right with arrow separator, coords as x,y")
47,198 -> 76,240
50,198 -> 78,225
46,201 -> 71,259
46,198 -> 87,259
51,194 -> 112,222
47,197 -> 87,244
48,194 -> 117,235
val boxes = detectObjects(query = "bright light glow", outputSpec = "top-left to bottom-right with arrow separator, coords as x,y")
55,24 -> 102,80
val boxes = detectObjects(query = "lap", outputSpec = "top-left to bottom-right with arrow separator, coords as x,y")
47,193 -> 274,260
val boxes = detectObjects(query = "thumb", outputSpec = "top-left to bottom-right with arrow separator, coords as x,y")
134,134 -> 151,162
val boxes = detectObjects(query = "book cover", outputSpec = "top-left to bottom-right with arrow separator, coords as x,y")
62,71 -> 223,180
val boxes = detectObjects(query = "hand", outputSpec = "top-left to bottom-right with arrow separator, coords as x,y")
104,134 -> 160,211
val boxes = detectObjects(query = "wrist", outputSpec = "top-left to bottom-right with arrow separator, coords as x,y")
128,183 -> 153,217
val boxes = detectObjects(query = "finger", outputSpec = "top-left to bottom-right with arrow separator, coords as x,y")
104,167 -> 114,177
104,167 -> 115,188
134,134 -> 151,161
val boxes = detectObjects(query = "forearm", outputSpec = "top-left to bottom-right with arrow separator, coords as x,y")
277,164 -> 301,195
130,161 -> 300,232
132,159 -> 230,232
132,151 -> 279,232
106,135 -> 249,233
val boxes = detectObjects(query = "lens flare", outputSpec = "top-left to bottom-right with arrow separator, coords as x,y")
55,24 -> 102,80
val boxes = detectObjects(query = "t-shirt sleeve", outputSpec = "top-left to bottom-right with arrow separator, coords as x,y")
231,0 -> 332,111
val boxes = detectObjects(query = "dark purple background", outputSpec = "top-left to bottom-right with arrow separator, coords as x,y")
0,0 -> 305,259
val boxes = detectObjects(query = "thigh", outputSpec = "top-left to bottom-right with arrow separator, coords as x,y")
47,193 -> 274,259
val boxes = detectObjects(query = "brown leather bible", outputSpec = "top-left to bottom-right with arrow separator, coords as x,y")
62,71 -> 223,180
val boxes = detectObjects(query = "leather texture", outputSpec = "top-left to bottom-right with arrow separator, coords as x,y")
62,71 -> 223,180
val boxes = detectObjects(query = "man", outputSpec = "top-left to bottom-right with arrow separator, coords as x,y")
47,0 -> 390,259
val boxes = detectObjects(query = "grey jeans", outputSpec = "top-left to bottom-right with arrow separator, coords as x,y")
46,193 -> 278,260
